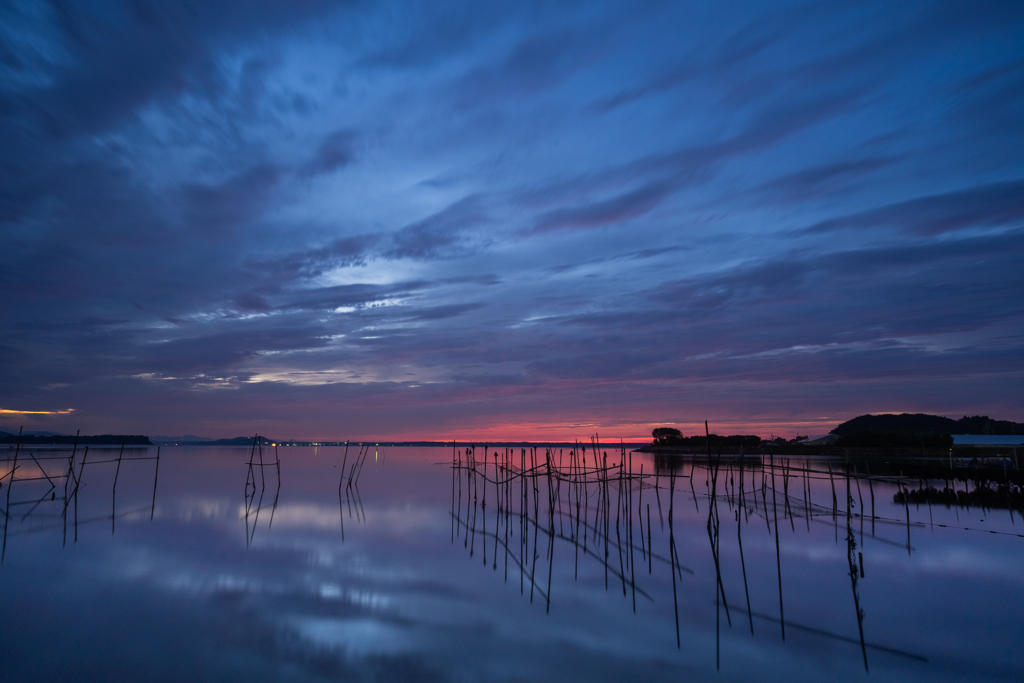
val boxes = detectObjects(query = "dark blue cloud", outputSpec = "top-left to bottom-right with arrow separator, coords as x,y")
1,0 -> 1022,437
805,180 -> 1024,235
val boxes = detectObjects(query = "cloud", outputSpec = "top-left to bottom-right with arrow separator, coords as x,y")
805,179 -> 1024,235
2,0 -> 1023,436
299,129 -> 357,178
384,195 -> 488,259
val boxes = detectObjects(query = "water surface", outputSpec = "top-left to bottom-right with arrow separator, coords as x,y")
1,445 -> 1022,682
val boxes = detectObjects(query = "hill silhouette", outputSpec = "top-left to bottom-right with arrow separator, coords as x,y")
831,413 -> 1023,436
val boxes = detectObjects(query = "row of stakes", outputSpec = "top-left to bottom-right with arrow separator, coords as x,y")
447,423 -> 941,671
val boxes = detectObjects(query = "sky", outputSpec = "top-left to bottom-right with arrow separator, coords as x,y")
1,0 -> 1022,441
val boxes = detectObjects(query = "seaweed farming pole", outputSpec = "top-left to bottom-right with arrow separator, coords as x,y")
638,463 -> 646,565
668,447 -> 680,649
603,448 -> 610,591
900,472 -> 911,556
828,463 -> 838,543
854,468 -> 865,544
784,460 -> 795,532
846,469 -> 869,671
493,453 -> 500,571
339,441 -> 350,540
112,443 -> 124,534
545,453 -> 555,613
2,427 -> 21,562
64,430 -> 80,545
803,461 -> 811,532
451,441 -> 456,542
615,460 -> 627,598
268,447 -> 281,529
521,446 -> 526,594
250,438 -> 267,540
867,462 -> 876,536
647,503 -> 652,574
571,446 -> 581,579
738,450 -> 754,635
481,450 -> 488,567
504,450 -> 510,583
770,452 -> 785,640
149,447 -> 160,522
707,444 -> 731,629
629,464 -> 637,613
74,447 -> 89,543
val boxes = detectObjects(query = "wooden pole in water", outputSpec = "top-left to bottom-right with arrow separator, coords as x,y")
520,447 -> 526,571
112,442 -> 124,534
647,503 -> 652,574
866,462 -> 875,536
2,427 -> 21,562
451,442 -> 456,543
900,473 -> 911,556
784,459 -> 795,531
268,447 -> 281,529
854,468 -> 865,543
739,450 -> 754,634
846,469 -> 869,671
770,451 -> 785,640
63,430 -> 79,546
654,461 -> 665,527
689,463 -> 699,513
615,461 -> 626,597
638,463 -> 646,564
828,463 -> 838,543
493,453 -> 500,570
74,446 -> 89,543
669,466 -> 680,649
147,446 -> 158,520
545,453 -> 555,613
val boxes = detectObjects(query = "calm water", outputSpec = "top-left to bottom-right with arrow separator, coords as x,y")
1,445 -> 1022,682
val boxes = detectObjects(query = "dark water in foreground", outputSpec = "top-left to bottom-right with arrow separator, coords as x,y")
1,445 -> 1022,682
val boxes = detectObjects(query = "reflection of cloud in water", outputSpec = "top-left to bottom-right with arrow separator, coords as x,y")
163,497 -> 449,535
163,496 -> 236,520
289,617 -> 414,655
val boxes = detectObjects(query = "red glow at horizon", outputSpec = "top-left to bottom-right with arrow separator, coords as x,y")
358,417 -> 842,443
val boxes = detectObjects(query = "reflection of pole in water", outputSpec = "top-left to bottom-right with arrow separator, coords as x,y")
668,459 -> 680,649
74,446 -> 89,543
866,462 -> 875,536
268,447 -> 281,528
340,441 -> 351,540
493,453 -> 500,570
112,443 -> 124,535
64,431 -> 79,546
647,503 -> 652,574
738,451 -> 754,634
846,469 -> 869,671
828,462 -> 838,543
899,473 -> 911,556
689,461 -> 699,513
638,463 -> 646,567
2,427 -> 20,562
545,452 -> 555,613
150,447 -> 160,522
770,452 -> 785,640
451,442 -> 456,543
854,466 -> 864,544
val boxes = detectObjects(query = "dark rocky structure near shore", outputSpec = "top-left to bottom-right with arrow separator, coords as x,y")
638,413 -> 1023,459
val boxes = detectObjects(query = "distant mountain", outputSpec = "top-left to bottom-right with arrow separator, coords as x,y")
158,436 -> 275,446
0,428 -> 62,437
149,435 -> 213,443
831,413 -> 1024,436
0,433 -> 153,445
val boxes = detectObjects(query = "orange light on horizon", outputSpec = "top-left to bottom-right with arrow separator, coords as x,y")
0,407 -> 75,415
